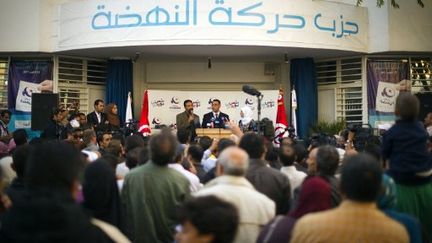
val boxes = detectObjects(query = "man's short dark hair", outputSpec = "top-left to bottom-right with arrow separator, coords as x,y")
316,145 -> 340,176
13,129 -> 28,146
97,131 -> 111,145
239,133 -> 265,159
126,147 -> 143,169
12,144 -> 31,178
125,134 -> 145,153
149,128 -> 178,166
293,143 -> 307,163
396,92 -> 419,121
198,136 -> 212,151
217,138 -> 236,155
25,141 -> 83,192
341,153 -> 382,202
212,99 -> 221,105
184,99 -> 193,107
178,196 -> 239,243
0,110 -> 11,117
279,144 -> 295,166
187,145 -> 204,163
94,99 -> 104,107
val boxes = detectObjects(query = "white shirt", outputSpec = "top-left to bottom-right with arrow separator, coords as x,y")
280,166 -> 307,198
169,163 -> 202,192
194,175 -> 275,243
116,162 -> 130,178
202,156 -> 217,172
96,112 -> 101,123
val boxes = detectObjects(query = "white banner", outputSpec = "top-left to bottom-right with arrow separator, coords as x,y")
58,0 -> 368,52
147,90 -> 278,128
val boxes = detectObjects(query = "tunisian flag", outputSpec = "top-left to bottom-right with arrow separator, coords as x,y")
273,89 -> 289,146
138,90 -> 151,136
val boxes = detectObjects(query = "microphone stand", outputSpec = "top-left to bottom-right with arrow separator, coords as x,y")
257,94 -> 263,136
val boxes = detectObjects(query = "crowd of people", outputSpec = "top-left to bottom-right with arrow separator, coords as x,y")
0,92 -> 431,243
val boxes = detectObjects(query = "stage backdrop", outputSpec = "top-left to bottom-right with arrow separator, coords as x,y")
147,90 -> 279,127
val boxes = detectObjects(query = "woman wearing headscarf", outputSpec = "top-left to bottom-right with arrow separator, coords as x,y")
378,174 -> 424,243
256,176 -> 332,243
104,103 -> 121,132
82,158 -> 124,232
239,106 -> 257,133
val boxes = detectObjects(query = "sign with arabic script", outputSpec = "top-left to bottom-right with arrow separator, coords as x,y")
58,0 -> 368,52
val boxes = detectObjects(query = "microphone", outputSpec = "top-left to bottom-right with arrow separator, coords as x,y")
242,85 -> 262,97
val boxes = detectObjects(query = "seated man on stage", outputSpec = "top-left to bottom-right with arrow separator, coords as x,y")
176,99 -> 200,142
202,99 -> 230,128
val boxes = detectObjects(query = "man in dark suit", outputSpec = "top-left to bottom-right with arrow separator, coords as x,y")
86,99 -> 107,131
176,99 -> 200,142
202,99 -> 230,128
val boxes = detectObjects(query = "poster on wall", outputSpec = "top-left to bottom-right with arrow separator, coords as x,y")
367,60 -> 409,128
147,90 -> 279,128
7,60 -> 53,138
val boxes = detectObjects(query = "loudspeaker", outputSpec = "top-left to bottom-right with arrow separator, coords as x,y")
415,92 -> 432,121
31,93 -> 59,130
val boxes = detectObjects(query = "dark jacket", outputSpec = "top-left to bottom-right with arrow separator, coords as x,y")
246,159 -> 291,215
201,112 -> 230,128
382,120 -> 432,185
87,111 -> 107,131
176,111 -> 200,141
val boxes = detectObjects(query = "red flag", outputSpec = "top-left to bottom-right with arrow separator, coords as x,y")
273,89 -> 289,146
138,90 -> 151,136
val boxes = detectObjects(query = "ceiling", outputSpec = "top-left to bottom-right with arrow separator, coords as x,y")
56,45 -> 363,62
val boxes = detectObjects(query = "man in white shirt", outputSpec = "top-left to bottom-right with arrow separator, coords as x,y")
279,144 -> 307,198
194,147 -> 275,243
169,145 -> 202,192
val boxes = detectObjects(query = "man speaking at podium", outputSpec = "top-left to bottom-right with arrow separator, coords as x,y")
202,99 -> 230,128
177,99 -> 200,142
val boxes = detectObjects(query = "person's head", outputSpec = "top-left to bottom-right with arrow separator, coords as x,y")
239,133 -> 265,159
177,128 -> 190,144
125,147 -> 143,170
12,144 -> 31,178
216,138 -> 236,156
306,147 -> 318,174
316,145 -> 340,176
150,128 -> 178,166
0,110 -> 11,125
395,92 -> 420,121
94,99 -> 105,113
279,144 -> 296,166
13,129 -> 28,146
125,134 -> 145,153
211,99 -> 221,113
138,146 -> 150,165
105,103 -> 118,115
341,153 -> 382,202
198,136 -> 212,151
97,132 -> 112,149
218,147 -> 249,176
25,141 -> 84,196
424,112 -> 432,127
240,106 -> 252,119
51,108 -> 63,122
83,129 -> 97,146
177,196 -> 239,243
174,145 -> 185,164
280,137 -> 295,147
104,139 -> 123,159
293,143 -> 308,164
184,99 -> 194,113
187,145 -> 204,164
78,113 -> 87,125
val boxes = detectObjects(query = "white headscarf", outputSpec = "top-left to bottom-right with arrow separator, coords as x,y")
240,106 -> 253,126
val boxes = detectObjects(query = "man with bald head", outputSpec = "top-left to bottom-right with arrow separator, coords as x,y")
194,147 -> 275,243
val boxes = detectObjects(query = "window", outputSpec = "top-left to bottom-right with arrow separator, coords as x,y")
56,56 -> 107,114
0,58 -> 9,110
316,57 -> 364,124
410,57 -> 432,93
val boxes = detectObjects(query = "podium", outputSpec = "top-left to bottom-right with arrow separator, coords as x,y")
195,128 -> 232,139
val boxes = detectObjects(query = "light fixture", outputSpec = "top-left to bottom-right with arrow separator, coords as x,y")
284,53 -> 289,64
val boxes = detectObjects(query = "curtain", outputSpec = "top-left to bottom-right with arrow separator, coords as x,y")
106,60 -> 133,123
290,58 -> 318,139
